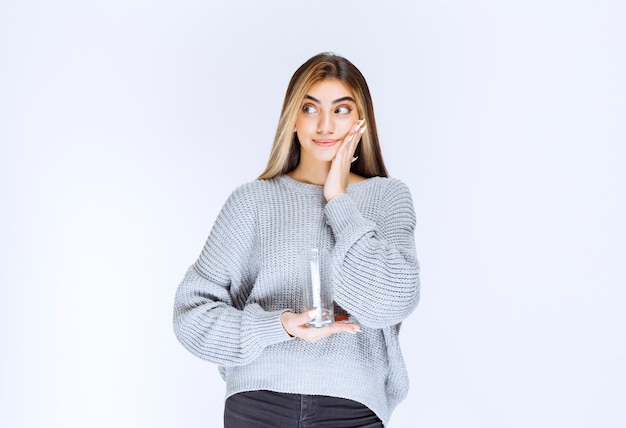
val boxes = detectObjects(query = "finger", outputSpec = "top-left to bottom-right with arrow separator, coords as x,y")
287,310 -> 330,329
344,119 -> 364,145
328,322 -> 361,334
301,323 -> 362,342
312,321 -> 361,336
342,121 -> 366,161
290,311 -> 317,330
350,125 -> 366,156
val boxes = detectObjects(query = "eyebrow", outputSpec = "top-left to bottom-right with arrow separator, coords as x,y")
304,95 -> 356,104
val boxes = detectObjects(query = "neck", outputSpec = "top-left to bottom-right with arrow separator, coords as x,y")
287,160 -> 331,186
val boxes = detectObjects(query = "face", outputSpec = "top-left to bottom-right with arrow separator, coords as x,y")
295,78 -> 360,164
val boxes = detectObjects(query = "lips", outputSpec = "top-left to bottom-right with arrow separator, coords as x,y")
313,139 -> 339,147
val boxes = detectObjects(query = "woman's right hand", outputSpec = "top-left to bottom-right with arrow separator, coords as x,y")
323,119 -> 366,202
280,311 -> 361,342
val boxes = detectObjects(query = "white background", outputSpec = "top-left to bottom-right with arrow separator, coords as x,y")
1,1 -> 624,427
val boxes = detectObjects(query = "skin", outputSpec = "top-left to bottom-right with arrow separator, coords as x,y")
282,78 -> 367,342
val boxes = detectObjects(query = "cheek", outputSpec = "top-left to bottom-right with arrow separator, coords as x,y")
294,117 -> 313,135
294,125 -> 309,144
337,120 -> 356,137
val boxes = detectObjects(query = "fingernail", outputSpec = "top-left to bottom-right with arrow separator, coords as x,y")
359,125 -> 367,134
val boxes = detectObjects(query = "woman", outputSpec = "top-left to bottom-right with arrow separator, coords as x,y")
173,52 -> 420,427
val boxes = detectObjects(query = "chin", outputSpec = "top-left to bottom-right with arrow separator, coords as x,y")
313,152 -> 338,163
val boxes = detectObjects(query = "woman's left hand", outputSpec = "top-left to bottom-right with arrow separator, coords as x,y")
323,119 -> 366,201
281,311 -> 361,342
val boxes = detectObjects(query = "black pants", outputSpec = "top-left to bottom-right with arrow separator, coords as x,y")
224,390 -> 384,428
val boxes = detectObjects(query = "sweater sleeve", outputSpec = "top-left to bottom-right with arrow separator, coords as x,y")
173,184 -> 292,366
325,178 -> 420,329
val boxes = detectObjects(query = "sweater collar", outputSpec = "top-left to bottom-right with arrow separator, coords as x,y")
276,174 -> 376,195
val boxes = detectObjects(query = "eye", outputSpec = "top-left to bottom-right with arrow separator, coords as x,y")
302,104 -> 318,114
335,106 -> 352,115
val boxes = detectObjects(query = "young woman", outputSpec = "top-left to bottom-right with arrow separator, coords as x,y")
173,52 -> 420,427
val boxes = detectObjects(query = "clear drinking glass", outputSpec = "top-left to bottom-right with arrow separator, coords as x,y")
299,247 -> 334,327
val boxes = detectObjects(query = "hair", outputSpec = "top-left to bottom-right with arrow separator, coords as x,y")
258,52 -> 389,180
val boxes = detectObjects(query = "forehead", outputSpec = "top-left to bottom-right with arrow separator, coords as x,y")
305,78 -> 355,102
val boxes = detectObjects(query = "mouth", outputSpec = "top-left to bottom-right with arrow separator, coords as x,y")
312,139 -> 339,147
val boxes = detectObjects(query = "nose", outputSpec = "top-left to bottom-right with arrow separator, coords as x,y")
316,111 -> 334,134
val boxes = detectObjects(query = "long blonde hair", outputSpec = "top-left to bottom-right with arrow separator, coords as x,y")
258,53 -> 388,180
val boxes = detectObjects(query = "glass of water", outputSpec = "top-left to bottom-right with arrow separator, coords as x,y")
299,247 -> 334,327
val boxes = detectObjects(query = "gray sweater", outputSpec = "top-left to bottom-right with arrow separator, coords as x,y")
173,174 -> 420,426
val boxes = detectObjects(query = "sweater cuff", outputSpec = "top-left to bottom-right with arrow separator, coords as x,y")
325,194 -> 374,238
325,194 -> 364,231
243,305 -> 293,348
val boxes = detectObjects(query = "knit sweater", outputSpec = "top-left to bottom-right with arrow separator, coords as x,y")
173,174 -> 420,426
